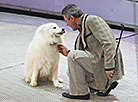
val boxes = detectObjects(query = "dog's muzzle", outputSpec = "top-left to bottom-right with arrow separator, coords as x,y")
58,28 -> 65,35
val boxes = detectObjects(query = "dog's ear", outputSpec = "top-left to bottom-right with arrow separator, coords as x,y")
37,26 -> 49,38
38,26 -> 46,35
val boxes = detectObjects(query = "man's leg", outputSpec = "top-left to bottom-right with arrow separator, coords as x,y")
67,50 -> 95,95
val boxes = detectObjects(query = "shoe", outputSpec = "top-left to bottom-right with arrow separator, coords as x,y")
62,92 -> 90,100
96,81 -> 118,96
89,87 -> 99,93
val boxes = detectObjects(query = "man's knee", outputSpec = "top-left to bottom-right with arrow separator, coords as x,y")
68,50 -> 88,61
68,50 -> 78,60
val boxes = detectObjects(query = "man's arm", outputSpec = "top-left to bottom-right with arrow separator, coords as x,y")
87,16 -> 116,70
87,16 -> 117,81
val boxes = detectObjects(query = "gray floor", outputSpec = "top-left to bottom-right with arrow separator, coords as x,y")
0,12 -> 138,102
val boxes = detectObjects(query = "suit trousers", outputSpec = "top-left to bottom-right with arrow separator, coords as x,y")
67,50 -> 97,95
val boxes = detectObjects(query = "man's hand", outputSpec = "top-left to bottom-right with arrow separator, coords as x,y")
105,70 -> 115,82
57,44 -> 69,56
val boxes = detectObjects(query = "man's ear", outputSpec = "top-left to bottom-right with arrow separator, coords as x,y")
70,16 -> 74,21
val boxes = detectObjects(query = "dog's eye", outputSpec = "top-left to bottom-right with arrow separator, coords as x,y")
53,27 -> 56,29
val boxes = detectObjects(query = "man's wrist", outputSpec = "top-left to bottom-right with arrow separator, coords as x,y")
67,50 -> 71,55
67,50 -> 71,53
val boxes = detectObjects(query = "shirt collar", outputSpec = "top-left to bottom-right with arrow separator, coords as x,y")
78,14 -> 85,32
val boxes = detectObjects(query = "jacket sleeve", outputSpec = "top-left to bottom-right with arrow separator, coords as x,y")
87,16 -> 116,69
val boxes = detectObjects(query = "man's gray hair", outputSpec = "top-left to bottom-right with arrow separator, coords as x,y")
62,4 -> 83,19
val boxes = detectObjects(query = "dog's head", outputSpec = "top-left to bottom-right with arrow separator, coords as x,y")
38,23 -> 65,37
36,23 -> 65,45
50,23 -> 65,37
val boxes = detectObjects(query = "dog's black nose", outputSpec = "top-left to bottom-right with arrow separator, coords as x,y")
62,28 -> 65,31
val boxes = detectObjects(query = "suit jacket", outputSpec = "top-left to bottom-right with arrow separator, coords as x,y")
75,14 -> 124,92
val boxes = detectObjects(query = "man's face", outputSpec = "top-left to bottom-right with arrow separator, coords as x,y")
63,15 -> 78,31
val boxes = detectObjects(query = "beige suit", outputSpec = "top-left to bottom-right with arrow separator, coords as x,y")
67,14 -> 124,95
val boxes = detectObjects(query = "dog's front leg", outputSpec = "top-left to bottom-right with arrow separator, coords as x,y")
52,63 -> 63,88
30,66 -> 39,87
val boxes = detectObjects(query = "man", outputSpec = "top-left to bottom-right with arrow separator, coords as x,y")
58,4 -> 124,100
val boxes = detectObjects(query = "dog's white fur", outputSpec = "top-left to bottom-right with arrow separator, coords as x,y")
24,23 -> 64,88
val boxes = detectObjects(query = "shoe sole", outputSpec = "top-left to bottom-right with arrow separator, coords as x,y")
111,81 -> 118,89
96,81 -> 118,96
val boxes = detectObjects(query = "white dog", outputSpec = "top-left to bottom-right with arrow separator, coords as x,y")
24,23 -> 65,88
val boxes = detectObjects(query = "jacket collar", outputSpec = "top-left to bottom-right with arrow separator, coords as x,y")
80,14 -> 88,49
75,14 -> 89,50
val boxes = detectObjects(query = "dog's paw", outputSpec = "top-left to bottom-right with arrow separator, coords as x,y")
58,78 -> 63,83
30,80 -> 37,87
53,80 -> 63,88
54,83 -> 63,88
25,78 -> 31,83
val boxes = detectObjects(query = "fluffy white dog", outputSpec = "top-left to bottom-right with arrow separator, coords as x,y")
24,23 -> 65,88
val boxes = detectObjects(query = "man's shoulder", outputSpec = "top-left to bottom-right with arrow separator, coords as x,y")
88,15 -> 102,20
86,15 -> 104,24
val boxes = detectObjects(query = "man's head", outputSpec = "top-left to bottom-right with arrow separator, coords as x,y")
62,4 -> 83,31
